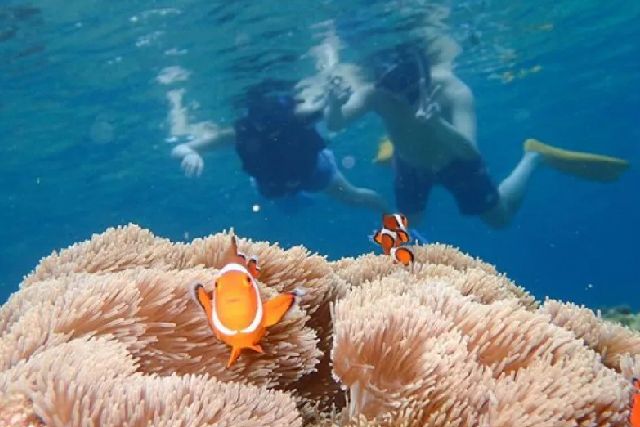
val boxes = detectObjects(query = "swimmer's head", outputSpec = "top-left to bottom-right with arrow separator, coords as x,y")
234,79 -> 325,163
234,80 -> 327,198
370,42 -> 432,106
244,81 -> 295,126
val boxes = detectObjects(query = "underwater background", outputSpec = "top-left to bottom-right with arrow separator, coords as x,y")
0,0 -> 638,309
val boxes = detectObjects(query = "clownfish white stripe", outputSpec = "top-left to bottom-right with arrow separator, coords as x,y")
211,299 -> 238,336
380,228 -> 397,239
211,263 -> 264,335
219,263 -> 249,276
240,283 -> 263,333
394,214 -> 407,230
211,282 -> 264,335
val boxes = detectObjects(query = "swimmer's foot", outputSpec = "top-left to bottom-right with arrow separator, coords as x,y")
373,137 -> 394,165
524,138 -> 629,182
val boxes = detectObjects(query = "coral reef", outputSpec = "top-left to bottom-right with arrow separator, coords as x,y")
1,224 -> 639,426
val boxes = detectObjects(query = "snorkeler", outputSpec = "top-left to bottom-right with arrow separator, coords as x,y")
168,83 -> 389,213
322,41 -> 629,228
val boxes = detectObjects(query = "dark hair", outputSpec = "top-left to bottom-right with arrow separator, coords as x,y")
234,82 -> 325,198
370,42 -> 431,106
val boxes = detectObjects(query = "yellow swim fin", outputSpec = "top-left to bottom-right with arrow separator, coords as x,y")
524,138 -> 629,182
373,137 -> 394,165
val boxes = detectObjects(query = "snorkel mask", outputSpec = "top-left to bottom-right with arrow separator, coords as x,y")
373,46 -> 432,110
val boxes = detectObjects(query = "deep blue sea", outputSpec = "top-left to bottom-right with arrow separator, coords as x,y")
1,0 -> 638,309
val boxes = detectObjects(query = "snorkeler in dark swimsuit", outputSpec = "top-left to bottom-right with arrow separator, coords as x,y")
169,82 -> 388,213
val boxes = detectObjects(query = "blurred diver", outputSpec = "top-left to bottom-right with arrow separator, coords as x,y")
322,41 -> 629,228
168,82 -> 389,213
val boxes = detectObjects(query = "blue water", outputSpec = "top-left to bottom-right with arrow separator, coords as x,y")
1,0 -> 638,310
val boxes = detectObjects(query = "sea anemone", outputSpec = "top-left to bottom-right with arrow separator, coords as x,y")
1,224 -> 638,426
332,276 -> 630,426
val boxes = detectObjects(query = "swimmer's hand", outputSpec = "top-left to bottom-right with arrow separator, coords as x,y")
172,144 -> 204,177
415,84 -> 442,122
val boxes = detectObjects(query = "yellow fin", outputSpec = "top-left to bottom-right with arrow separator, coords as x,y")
263,293 -> 295,327
524,138 -> 629,182
192,284 -> 213,326
373,137 -> 394,165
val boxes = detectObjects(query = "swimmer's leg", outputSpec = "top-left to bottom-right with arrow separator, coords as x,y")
481,151 -> 540,228
524,138 -> 629,182
323,171 -> 390,213
393,156 -> 432,228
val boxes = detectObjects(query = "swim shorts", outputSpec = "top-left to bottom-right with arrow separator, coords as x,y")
394,156 -> 500,215
299,148 -> 338,192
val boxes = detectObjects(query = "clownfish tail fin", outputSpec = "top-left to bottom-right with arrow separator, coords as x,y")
227,346 -> 242,367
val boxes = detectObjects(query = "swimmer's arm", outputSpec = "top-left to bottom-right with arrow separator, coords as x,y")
426,84 -> 478,152
171,127 -> 236,158
171,126 -> 235,178
448,83 -> 477,146
324,85 -> 375,132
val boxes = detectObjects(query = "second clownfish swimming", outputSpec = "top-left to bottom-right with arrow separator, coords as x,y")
372,213 -> 414,266
190,235 -> 299,367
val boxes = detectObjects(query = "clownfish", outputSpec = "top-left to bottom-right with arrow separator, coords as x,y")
390,246 -> 414,266
371,212 -> 415,265
382,213 -> 408,232
382,213 -> 410,244
631,377 -> 640,427
373,228 -> 397,255
190,235 -> 298,367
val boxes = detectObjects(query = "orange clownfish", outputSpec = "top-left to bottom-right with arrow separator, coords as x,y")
190,235 -> 298,367
373,228 -> 398,255
390,246 -> 414,266
382,213 -> 408,232
631,377 -> 640,427
372,213 -> 415,265
382,213 -> 410,244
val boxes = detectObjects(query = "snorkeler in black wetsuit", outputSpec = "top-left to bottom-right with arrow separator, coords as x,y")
169,82 -> 388,212
234,92 -> 335,199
